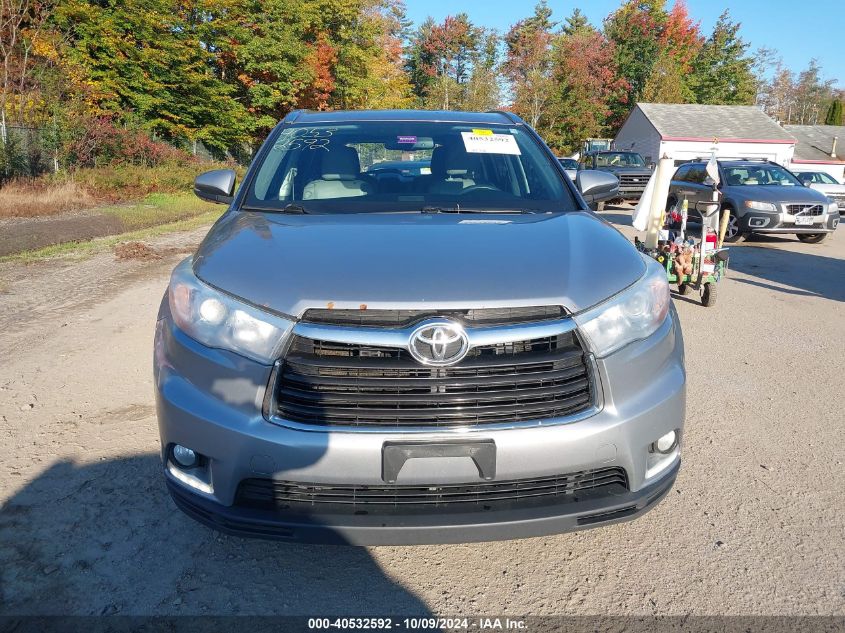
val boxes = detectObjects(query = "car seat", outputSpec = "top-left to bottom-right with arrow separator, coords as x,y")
427,144 -> 485,195
302,147 -> 373,200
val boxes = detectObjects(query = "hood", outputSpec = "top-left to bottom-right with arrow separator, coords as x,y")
600,166 -> 652,175
809,183 -> 845,194
732,185 -> 831,204
192,211 -> 646,318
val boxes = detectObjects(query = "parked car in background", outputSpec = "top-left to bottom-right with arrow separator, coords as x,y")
557,157 -> 578,180
668,159 -> 839,243
795,171 -> 845,214
154,109 -> 683,546
579,151 -> 652,205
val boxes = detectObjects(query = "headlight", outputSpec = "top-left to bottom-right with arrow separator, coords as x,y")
573,257 -> 670,358
744,200 -> 776,212
168,257 -> 294,364
829,201 -> 839,215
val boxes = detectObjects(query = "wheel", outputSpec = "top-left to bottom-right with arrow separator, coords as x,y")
722,208 -> 746,243
677,283 -> 691,295
701,282 -> 717,307
796,233 -> 828,244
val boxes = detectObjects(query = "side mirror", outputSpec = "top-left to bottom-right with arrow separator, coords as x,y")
647,163 -> 655,170
194,169 -> 236,205
576,170 -> 619,204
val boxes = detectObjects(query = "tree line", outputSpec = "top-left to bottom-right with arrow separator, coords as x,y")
1,0 -> 842,178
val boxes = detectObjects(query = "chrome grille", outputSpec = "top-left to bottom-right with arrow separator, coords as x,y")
618,174 -> 648,187
272,329 -> 594,428
786,203 -> 824,216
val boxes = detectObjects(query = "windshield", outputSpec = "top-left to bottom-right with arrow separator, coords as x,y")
798,171 -> 838,185
244,121 -> 576,213
595,152 -> 645,167
723,165 -> 802,186
558,158 -> 577,169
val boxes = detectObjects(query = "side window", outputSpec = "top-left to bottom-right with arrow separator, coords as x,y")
673,165 -> 691,182
688,165 -> 707,184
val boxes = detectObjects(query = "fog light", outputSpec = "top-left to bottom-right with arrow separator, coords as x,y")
654,430 -> 678,454
172,444 -> 198,468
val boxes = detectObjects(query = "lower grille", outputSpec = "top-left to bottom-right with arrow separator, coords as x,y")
786,203 -> 824,216
273,330 -> 593,428
235,467 -> 628,515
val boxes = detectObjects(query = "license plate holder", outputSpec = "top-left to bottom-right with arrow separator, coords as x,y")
381,440 -> 496,483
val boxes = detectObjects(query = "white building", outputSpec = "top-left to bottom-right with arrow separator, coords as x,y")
782,125 -> 845,183
614,103 -> 796,166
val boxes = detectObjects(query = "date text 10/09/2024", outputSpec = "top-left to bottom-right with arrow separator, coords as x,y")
308,618 -> 527,630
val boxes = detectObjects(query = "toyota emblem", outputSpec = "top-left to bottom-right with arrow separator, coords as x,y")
408,321 -> 470,366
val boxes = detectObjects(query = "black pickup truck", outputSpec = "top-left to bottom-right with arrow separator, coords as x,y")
579,151 -> 652,204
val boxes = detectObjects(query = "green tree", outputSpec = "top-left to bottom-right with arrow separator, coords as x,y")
54,0 -> 251,153
503,2 -> 556,128
561,8 -> 591,37
825,100 -> 843,126
688,10 -> 755,105
406,13 -> 493,110
544,29 -> 629,153
641,52 -> 687,103
603,0 -> 668,107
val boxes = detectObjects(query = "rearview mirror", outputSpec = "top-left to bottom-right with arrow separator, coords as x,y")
194,169 -> 236,205
576,170 -> 619,204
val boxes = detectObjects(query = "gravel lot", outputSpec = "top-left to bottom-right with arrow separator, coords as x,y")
1,211 -> 843,617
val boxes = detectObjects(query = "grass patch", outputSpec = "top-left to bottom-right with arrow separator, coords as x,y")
1,208 -> 222,264
0,180 -> 97,218
0,162 -> 244,218
99,192 -> 220,230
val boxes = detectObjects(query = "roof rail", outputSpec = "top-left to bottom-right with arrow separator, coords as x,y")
284,110 -> 309,123
486,110 -> 523,124
693,156 -> 770,162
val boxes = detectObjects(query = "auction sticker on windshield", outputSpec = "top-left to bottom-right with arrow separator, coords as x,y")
461,131 -> 521,155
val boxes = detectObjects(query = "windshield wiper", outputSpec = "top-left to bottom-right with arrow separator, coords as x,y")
241,203 -> 310,214
421,205 -> 538,214
421,205 -> 461,214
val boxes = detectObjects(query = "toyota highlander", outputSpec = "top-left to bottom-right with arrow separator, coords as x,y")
154,109 -> 686,545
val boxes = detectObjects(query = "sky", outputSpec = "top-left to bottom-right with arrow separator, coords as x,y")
403,0 -> 844,85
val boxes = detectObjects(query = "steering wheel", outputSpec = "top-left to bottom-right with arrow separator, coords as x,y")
458,184 -> 500,196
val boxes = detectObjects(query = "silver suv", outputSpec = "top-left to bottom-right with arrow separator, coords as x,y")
154,110 -> 685,545
668,159 -> 839,243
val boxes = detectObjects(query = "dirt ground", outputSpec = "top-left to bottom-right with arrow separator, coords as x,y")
1,211 -> 843,617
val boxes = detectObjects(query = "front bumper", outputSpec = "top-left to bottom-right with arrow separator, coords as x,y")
740,209 -> 839,233
166,460 -> 679,545
154,303 -> 686,545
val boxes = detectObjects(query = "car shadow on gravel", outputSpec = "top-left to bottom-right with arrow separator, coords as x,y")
0,455 -> 432,616
728,241 -> 845,302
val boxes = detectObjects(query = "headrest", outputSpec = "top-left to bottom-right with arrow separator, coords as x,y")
321,146 -> 361,181
430,143 -> 481,178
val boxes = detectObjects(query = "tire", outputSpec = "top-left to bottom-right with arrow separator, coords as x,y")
722,208 -> 746,243
701,282 -> 717,307
677,283 -> 691,296
796,233 -> 828,244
